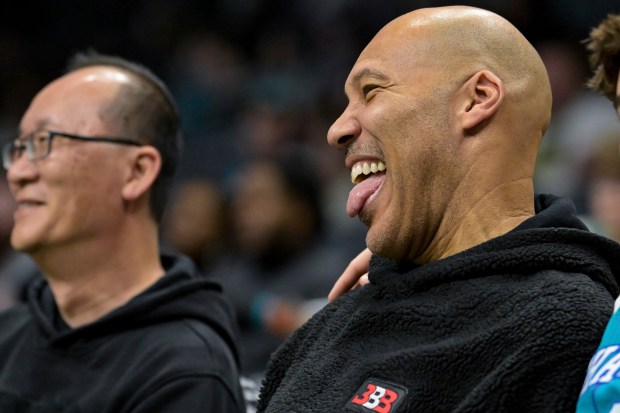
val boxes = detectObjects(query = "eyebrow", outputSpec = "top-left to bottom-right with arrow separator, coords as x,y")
17,118 -> 55,137
350,68 -> 390,85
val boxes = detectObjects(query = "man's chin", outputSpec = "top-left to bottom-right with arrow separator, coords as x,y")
10,233 -> 40,254
367,231 -> 423,263
366,232 -> 401,261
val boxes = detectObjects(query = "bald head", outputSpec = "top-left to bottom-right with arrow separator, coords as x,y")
362,6 -> 552,139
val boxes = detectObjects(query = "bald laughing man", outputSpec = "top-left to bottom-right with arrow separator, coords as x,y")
257,6 -> 620,412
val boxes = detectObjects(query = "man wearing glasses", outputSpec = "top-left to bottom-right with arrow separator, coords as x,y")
0,52 -> 245,412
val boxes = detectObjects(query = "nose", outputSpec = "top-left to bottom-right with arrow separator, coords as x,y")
327,106 -> 360,149
7,154 -> 38,192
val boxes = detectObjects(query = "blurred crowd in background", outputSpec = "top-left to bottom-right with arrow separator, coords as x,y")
0,0 -> 619,376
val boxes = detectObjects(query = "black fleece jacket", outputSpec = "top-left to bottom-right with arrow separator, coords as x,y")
0,253 -> 245,413
257,194 -> 620,413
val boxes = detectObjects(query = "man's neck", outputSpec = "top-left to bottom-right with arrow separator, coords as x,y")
418,179 -> 535,264
33,226 -> 164,328
48,265 -> 164,328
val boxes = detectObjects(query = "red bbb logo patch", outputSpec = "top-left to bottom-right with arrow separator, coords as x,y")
345,378 -> 408,413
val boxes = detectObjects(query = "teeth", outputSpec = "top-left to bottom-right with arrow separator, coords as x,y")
351,161 -> 386,183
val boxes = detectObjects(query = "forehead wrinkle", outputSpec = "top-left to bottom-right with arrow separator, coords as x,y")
351,67 -> 390,85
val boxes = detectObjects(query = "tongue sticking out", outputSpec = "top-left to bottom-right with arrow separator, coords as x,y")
346,174 -> 385,217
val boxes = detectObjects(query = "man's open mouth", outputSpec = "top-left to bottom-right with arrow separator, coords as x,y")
351,161 -> 386,184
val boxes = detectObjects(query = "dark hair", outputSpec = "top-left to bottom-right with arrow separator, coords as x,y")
275,148 -> 325,235
66,50 -> 182,222
584,13 -> 620,106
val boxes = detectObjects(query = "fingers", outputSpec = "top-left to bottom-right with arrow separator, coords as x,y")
328,248 -> 372,302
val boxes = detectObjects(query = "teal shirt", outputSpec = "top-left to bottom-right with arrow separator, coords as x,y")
578,300 -> 620,413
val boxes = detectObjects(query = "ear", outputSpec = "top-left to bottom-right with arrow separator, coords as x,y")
121,146 -> 162,202
459,70 -> 504,132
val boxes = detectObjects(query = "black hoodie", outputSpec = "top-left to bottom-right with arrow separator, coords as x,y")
257,195 -> 620,413
0,253 -> 245,413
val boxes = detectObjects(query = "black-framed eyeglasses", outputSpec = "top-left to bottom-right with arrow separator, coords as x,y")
2,130 -> 143,170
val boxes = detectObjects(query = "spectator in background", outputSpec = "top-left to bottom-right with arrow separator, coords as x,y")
161,177 -> 229,271
168,31 -> 248,183
208,148 -> 350,378
0,51 -> 244,412
577,12 -> 620,413
581,135 -> 620,242
534,39 -> 620,211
